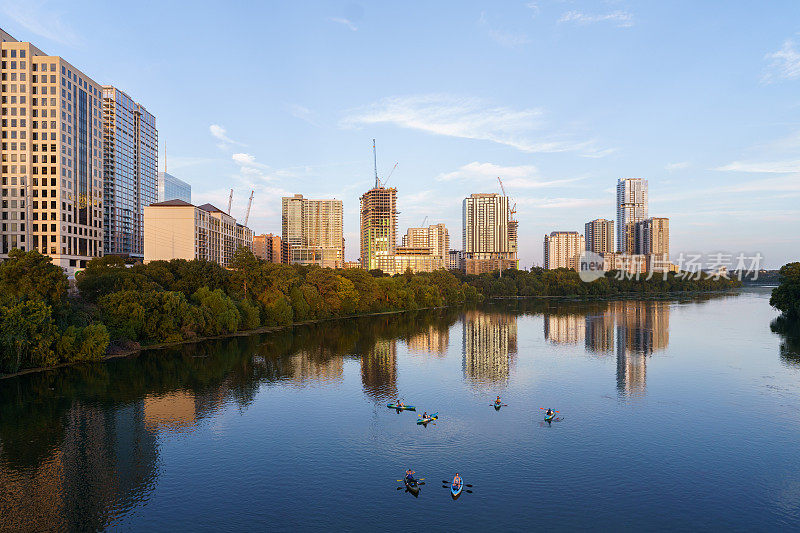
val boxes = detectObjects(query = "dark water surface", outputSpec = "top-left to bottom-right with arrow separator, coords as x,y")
2,288 -> 799,531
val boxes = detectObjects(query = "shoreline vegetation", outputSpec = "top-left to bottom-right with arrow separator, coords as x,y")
770,262 -> 800,357
1,248 -> 740,378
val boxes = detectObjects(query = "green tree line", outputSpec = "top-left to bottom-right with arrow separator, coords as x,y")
770,262 -> 800,354
455,266 -> 740,298
1,247 -> 740,375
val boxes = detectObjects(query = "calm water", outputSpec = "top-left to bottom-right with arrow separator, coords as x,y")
2,288 -> 799,531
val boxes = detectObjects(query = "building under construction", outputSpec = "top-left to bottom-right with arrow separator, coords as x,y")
359,186 -> 398,270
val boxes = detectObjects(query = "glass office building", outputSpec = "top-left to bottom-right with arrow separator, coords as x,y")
102,86 -> 158,258
157,172 -> 191,203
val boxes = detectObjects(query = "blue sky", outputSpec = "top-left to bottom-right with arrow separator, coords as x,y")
4,1 -> 800,268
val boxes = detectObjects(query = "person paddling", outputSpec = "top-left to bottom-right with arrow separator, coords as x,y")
546,408 -> 554,418
495,395 -> 502,405
396,399 -> 404,408
453,473 -> 462,488
405,469 -> 416,482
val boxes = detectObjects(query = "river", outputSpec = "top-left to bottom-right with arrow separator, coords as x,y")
1,288 -> 798,531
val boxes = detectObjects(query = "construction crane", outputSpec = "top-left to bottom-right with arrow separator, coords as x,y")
421,215 -> 428,227
384,162 -> 398,187
497,177 -> 517,220
373,139 -> 379,188
227,189 -> 234,214
243,190 -> 254,227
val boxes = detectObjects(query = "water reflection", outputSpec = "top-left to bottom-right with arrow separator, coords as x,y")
1,298 -> 744,529
462,310 -> 518,389
540,300 -> 671,398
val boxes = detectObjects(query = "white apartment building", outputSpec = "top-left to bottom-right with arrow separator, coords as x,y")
143,199 -> 253,267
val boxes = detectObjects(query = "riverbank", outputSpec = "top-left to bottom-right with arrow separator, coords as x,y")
1,288 -> 743,380
0,305 -> 449,380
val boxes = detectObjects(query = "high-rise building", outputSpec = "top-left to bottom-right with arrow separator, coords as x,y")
143,199 -> 253,267
462,193 -> 518,273
401,223 -> 449,258
0,29 -> 105,274
585,218 -> 614,254
359,186 -> 397,270
636,217 -> 669,257
157,172 -> 191,203
543,231 -> 585,270
102,86 -> 157,258
253,233 -> 282,263
281,194 -> 343,268
448,249 -> 463,271
616,178 -> 648,253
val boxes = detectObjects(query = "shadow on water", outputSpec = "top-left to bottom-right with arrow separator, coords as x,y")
771,316 -> 800,366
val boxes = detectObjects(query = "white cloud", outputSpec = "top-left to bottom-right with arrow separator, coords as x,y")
209,124 -> 244,149
1,1 -> 81,47
331,17 -> 357,31
479,12 -> 531,48
559,10 -> 634,28
763,39 -> 800,83
436,161 -> 583,188
666,161 -> 690,171
342,94 -> 602,154
715,160 -> 800,173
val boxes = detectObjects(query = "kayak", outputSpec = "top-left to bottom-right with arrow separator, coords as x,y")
451,478 -> 463,498
387,403 -> 416,411
417,412 -> 439,424
404,477 -> 420,494
544,411 -> 555,422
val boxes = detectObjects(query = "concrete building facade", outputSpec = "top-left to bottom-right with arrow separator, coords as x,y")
543,231 -> 585,270
253,233 -> 282,263
585,218 -> 614,254
0,29 -> 105,274
462,193 -> 518,272
401,223 -> 449,259
102,86 -> 157,258
143,199 -> 253,267
281,193 -> 344,268
359,186 -> 397,270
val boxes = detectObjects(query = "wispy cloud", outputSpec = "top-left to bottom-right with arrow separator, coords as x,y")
715,160 -> 800,173
437,161 -> 583,189
287,104 -> 321,127
331,17 -> 357,31
666,161 -> 690,171
0,0 -> 82,47
209,124 -> 244,149
559,10 -> 634,28
763,39 -> 800,83
342,94 -> 603,154
479,12 -> 531,48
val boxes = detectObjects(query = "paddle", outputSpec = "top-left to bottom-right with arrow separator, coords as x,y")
442,481 -> 473,487
491,403 -> 508,406
539,408 -> 560,412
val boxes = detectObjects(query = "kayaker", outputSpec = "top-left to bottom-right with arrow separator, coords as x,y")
422,411 -> 428,420
396,399 -> 404,408
496,395 -> 501,404
546,408 -> 553,417
405,469 -> 415,482
453,473 -> 462,487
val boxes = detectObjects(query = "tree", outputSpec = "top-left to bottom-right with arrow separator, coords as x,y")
0,249 -> 68,313
0,301 -> 58,373
771,262 -> 800,321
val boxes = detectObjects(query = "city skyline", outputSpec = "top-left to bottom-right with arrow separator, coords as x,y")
2,2 -> 798,268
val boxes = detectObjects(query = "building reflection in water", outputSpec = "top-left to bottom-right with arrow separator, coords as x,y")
360,339 -> 398,401
543,301 -> 670,398
406,325 -> 450,356
0,401 -> 159,532
462,311 -> 518,388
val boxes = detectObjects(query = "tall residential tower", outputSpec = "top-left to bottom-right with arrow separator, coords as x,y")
281,194 -> 344,268
462,193 -> 518,274
102,86 -> 158,257
585,218 -> 614,255
616,178 -> 648,254
359,186 -> 397,270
